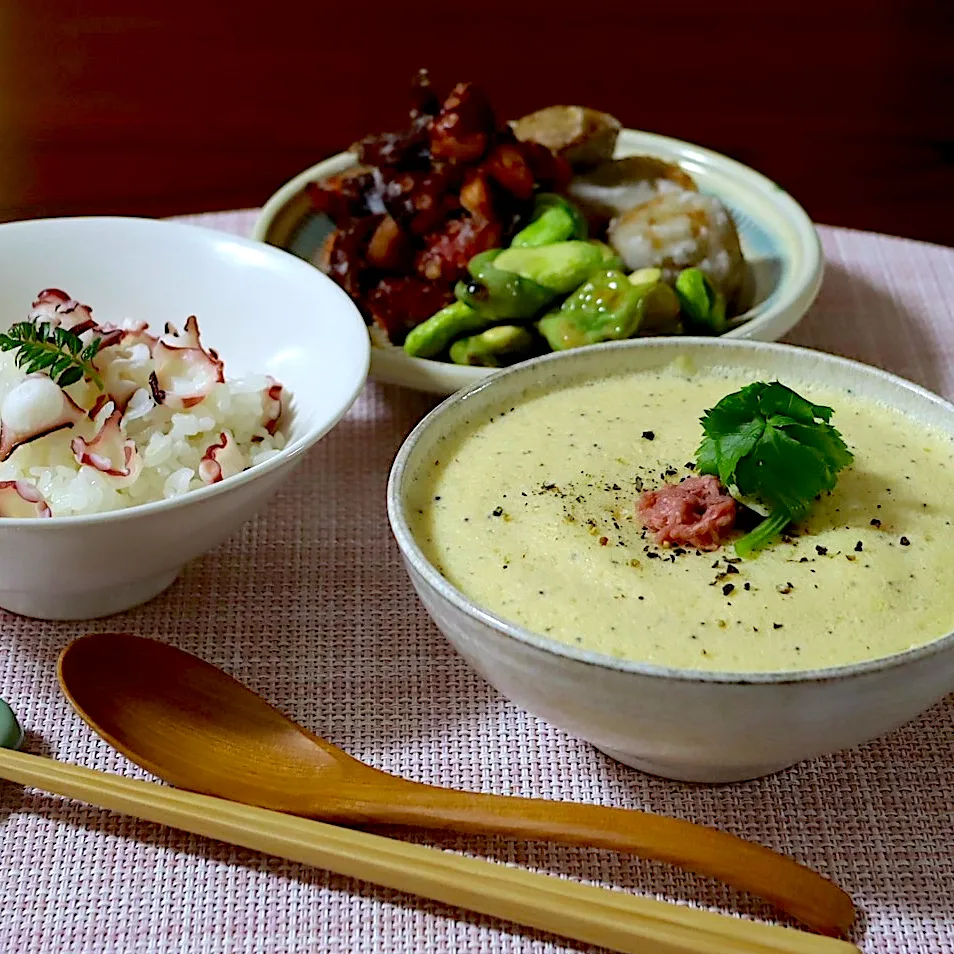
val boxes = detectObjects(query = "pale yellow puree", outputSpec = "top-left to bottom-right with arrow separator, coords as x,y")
408,367 -> 954,672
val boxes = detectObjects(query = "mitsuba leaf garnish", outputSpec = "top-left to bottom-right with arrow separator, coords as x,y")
0,321 -> 104,390
696,382 -> 854,558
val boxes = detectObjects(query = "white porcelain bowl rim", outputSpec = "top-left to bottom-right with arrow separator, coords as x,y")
387,337 -> 954,686
0,216 -> 370,528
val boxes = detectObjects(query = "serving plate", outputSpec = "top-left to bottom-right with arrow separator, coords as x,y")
254,129 -> 823,395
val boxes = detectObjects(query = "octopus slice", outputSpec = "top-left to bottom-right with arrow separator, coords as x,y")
98,343 -> 153,412
0,481 -> 52,518
96,318 -> 158,353
71,403 -> 142,485
30,288 -> 70,311
152,316 -> 224,410
260,377 -> 283,438
30,291 -> 152,354
198,431 -> 246,484
29,288 -> 97,336
0,374 -> 86,462
87,393 -> 111,420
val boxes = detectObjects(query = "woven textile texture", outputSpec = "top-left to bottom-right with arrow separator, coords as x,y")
0,211 -> 951,953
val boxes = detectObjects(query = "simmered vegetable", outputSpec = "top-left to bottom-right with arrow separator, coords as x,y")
628,268 -> 683,333
675,268 -> 727,333
449,325 -> 535,367
403,300 -> 491,358
567,156 -> 698,230
590,240 -> 625,271
537,270 -> 646,350
608,189 -> 745,306
510,193 -> 588,248
454,250 -> 556,320
413,235 -> 630,361
510,106 -> 622,170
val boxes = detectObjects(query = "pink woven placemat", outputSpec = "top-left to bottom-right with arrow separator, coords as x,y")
1,210 -> 951,954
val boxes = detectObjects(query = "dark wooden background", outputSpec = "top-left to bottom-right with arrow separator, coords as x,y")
1,0 -> 951,244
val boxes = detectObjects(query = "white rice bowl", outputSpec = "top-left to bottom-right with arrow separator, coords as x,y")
0,316 -> 287,517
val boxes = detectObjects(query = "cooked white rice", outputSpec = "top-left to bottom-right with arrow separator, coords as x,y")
0,339 -> 286,517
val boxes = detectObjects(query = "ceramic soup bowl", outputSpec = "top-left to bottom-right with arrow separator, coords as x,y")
387,338 -> 954,782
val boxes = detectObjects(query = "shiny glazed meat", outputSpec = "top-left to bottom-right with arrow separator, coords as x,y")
305,71 -> 571,345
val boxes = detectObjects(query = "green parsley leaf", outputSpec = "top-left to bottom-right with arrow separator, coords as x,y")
696,381 -> 854,558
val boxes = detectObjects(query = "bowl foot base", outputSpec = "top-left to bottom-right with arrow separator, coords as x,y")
595,744 -> 796,784
0,568 -> 181,621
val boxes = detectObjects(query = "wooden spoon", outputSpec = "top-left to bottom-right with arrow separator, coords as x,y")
57,633 -> 855,937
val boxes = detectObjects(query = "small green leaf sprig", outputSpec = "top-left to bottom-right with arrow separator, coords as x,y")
696,381 -> 854,558
0,322 -> 104,389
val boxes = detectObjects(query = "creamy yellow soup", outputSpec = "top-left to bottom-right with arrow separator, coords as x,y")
408,367 -> 954,672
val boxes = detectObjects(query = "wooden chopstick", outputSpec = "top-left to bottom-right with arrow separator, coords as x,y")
0,750 -> 860,954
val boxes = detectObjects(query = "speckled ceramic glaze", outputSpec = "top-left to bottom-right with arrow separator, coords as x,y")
386,338 -> 954,782
255,130 -> 823,395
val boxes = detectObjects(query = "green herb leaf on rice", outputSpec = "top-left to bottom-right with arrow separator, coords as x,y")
0,322 -> 104,390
